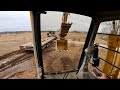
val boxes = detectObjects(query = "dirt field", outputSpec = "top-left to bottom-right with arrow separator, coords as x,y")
0,31 -> 107,79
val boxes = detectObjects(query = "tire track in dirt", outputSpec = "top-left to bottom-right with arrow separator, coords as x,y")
0,50 -> 34,72
0,50 -> 25,60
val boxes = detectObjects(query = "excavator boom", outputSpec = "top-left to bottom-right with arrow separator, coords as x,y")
62,12 -> 69,23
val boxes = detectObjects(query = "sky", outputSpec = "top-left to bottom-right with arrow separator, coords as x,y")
0,11 -> 31,32
0,11 -> 93,32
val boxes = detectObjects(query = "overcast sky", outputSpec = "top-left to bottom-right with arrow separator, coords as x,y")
0,11 -> 94,32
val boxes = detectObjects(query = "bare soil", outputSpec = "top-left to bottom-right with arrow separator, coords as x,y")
0,32 -> 107,79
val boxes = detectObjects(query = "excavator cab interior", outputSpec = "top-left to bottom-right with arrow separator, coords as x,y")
31,10 -> 120,79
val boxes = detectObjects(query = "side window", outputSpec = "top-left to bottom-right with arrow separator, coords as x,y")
93,20 -> 120,79
0,11 -> 37,79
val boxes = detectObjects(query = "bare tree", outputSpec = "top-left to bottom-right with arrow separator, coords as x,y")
102,20 -> 120,33
100,20 -> 120,40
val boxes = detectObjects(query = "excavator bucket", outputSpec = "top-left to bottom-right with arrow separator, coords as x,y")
56,39 -> 68,50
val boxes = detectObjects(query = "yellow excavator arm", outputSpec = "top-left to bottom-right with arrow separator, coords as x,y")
57,12 -> 72,50
62,12 -> 69,23
59,12 -> 72,40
